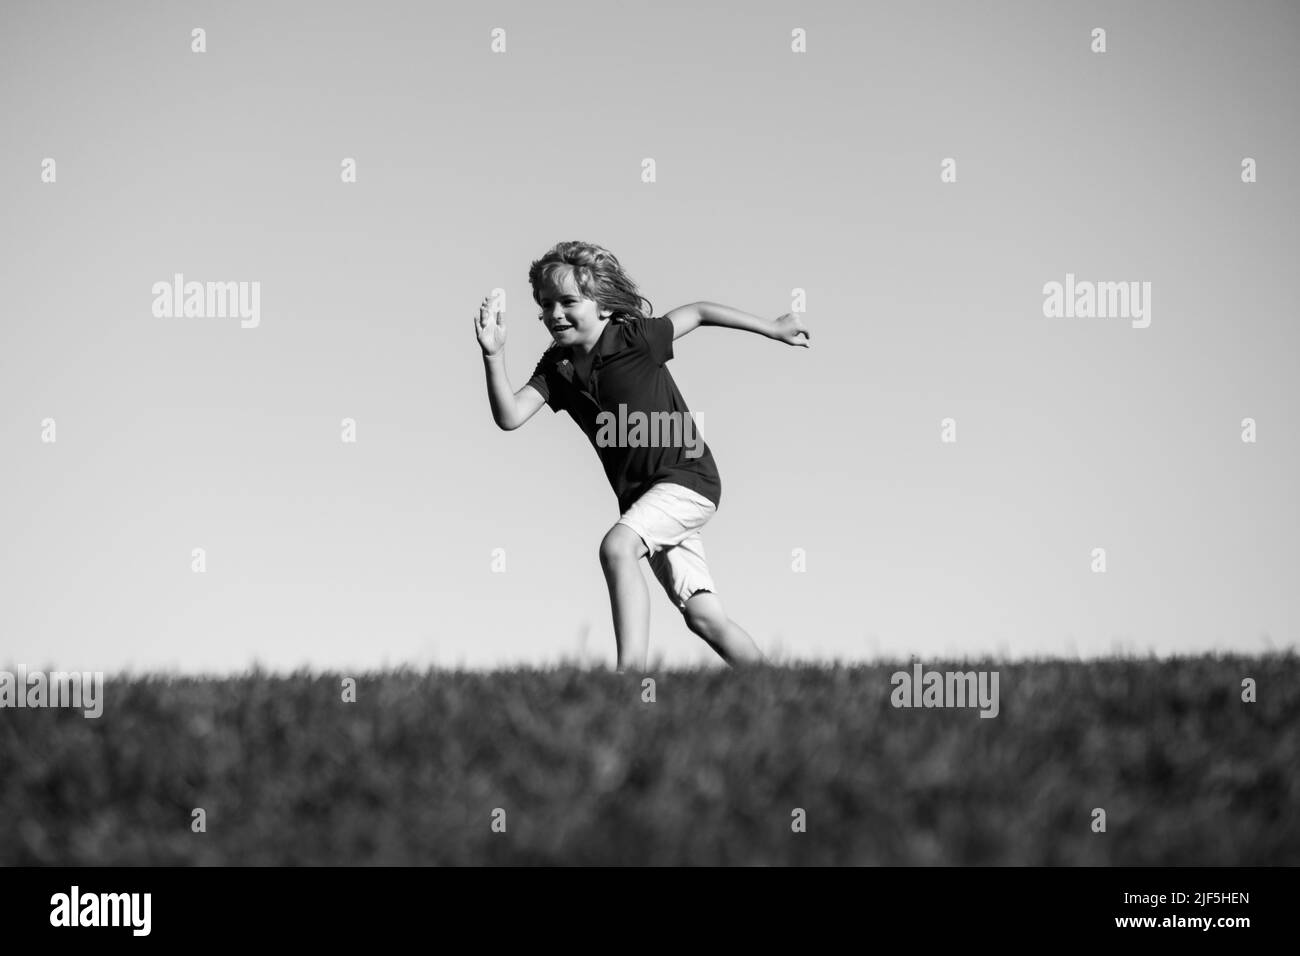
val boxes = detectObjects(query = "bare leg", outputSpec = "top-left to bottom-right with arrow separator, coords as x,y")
683,591 -> 768,666
599,524 -> 651,672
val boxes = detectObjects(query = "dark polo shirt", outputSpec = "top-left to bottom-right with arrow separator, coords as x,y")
526,315 -> 722,515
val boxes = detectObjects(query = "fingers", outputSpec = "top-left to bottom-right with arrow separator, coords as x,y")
475,296 -> 495,343
479,295 -> 503,325
778,313 -> 810,340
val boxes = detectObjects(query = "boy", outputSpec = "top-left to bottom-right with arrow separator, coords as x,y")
475,250 -> 810,671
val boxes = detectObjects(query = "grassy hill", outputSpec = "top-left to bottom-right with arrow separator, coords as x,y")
2,655 -> 1295,865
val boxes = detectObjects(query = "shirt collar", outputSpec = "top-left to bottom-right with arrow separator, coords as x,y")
553,318 -> 623,382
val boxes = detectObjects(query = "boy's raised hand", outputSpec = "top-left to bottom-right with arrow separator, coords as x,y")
771,312 -> 811,348
475,295 -> 507,356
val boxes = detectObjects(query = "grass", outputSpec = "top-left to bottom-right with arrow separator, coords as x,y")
1,654 -> 1296,865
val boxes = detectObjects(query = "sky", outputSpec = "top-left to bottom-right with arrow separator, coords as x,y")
1,0 -> 1297,673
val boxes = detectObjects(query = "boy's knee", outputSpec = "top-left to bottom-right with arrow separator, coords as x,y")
683,591 -> 725,637
600,524 -> 648,567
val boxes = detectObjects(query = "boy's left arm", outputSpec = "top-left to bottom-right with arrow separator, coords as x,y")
664,301 -> 810,347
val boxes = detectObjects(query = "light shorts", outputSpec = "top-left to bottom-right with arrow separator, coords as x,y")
616,482 -> 718,612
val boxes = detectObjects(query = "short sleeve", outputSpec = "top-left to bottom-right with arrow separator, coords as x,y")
633,315 -> 674,365
526,350 -> 566,412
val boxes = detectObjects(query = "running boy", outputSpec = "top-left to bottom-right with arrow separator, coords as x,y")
474,241 -> 810,671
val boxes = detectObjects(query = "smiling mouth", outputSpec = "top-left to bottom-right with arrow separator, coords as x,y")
552,325 -> 572,332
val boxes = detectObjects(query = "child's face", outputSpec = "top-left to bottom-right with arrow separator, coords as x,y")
536,271 -> 609,349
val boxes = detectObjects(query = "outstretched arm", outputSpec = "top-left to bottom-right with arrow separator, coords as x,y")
664,301 -> 810,347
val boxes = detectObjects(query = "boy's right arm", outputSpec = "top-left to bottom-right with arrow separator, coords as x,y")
509,382 -> 547,430
476,295 -> 546,431
483,353 -> 545,430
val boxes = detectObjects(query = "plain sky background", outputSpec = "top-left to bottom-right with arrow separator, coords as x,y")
2,0 -> 1297,673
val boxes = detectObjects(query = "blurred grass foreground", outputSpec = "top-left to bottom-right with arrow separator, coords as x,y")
2,655 -> 1296,865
